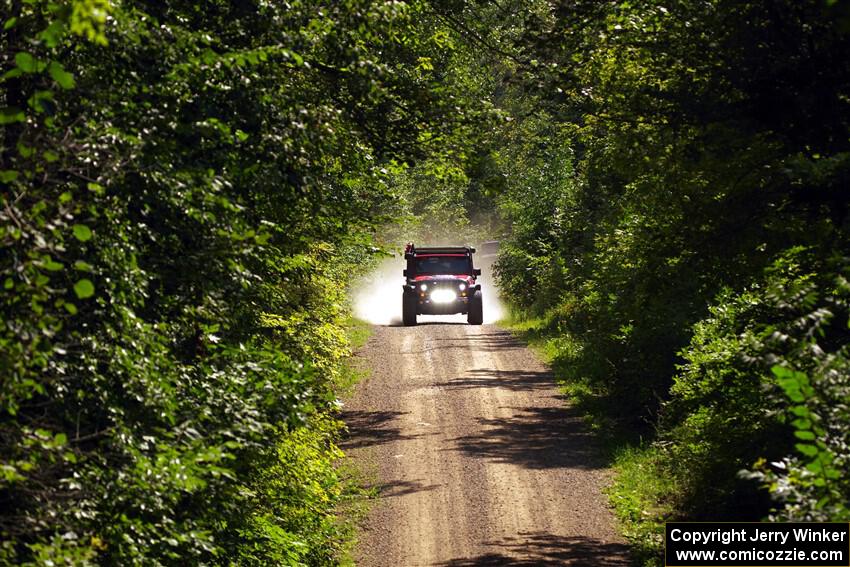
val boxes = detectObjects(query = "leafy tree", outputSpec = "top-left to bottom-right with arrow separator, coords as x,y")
1,0 -> 479,563
480,0 -> 850,531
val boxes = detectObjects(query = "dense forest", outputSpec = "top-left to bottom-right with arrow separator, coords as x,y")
464,0 -> 850,560
1,0 -> 848,565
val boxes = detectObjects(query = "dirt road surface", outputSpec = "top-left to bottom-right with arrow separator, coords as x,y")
342,320 -> 630,566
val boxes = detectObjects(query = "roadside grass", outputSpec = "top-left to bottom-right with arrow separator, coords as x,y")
500,310 -> 671,566
334,315 -> 377,566
335,316 -> 373,396
608,446 -> 672,567
346,316 -> 373,351
334,458 -> 380,567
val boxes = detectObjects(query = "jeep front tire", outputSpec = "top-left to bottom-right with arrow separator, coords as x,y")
467,290 -> 483,325
402,292 -> 418,326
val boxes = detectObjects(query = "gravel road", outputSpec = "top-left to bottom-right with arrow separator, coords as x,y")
342,320 -> 630,566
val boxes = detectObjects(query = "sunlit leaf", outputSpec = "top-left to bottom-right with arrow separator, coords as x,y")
48,61 -> 76,89
73,279 -> 95,299
73,224 -> 93,241
15,52 -> 44,73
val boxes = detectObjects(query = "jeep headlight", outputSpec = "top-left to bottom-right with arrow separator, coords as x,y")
420,283 -> 428,291
458,283 -> 467,291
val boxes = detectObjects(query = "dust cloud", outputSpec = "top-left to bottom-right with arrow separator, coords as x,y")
480,269 -> 505,324
352,257 -> 407,326
352,255 -> 504,326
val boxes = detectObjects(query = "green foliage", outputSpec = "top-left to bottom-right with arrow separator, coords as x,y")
607,445 -> 671,567
1,0 -> 476,564
748,260 -> 850,521
235,416 -> 350,566
3,0 -> 849,562
474,0 -> 850,547
658,251 -> 833,518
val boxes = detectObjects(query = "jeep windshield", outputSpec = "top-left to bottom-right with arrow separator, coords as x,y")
415,256 -> 471,275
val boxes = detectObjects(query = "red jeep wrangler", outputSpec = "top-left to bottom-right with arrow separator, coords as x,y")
402,243 -> 483,326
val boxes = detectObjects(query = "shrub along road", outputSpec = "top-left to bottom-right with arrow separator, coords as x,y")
343,321 -> 629,566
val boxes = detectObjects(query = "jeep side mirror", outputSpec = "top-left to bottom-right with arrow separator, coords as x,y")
403,269 -> 408,277
474,268 -> 481,276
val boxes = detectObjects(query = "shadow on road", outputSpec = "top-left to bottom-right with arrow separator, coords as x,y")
435,532 -> 630,566
428,331 -> 527,353
372,478 -> 442,498
341,410 -> 432,449
446,368 -> 555,392
446,404 -> 605,470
